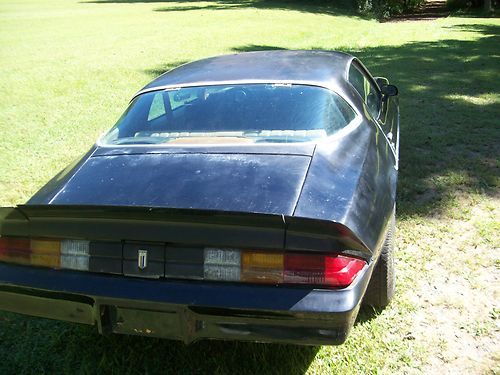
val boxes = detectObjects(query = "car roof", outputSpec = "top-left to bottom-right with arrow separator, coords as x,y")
137,50 -> 355,96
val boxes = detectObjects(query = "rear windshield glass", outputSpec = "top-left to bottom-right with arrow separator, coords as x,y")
101,84 -> 356,145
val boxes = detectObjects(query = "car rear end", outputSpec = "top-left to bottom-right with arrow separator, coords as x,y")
0,205 -> 373,345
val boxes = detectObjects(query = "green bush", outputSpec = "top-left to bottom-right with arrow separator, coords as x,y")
356,0 -> 426,17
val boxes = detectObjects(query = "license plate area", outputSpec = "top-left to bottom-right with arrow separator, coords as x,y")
108,306 -> 183,339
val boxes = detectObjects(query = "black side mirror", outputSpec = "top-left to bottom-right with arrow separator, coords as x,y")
381,84 -> 398,97
375,77 -> 389,88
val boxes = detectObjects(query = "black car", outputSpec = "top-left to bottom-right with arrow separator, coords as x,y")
0,50 -> 399,345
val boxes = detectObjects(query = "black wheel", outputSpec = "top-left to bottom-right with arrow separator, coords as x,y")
363,212 -> 396,308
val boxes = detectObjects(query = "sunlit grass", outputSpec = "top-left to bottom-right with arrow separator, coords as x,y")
444,93 -> 500,105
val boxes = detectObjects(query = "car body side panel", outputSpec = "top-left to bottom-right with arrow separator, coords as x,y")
293,118 -> 397,254
344,124 -> 397,255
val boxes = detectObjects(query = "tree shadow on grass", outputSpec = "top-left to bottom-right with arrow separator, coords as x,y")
82,0 -> 365,18
144,59 -> 190,77
233,24 -> 500,218
0,312 -> 320,374
0,306 -> 384,374
354,24 -> 499,218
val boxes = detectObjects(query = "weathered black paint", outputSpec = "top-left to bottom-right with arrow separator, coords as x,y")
39,153 -> 312,216
89,241 -> 123,274
24,116 -> 396,255
138,50 -> 353,96
0,51 -> 399,345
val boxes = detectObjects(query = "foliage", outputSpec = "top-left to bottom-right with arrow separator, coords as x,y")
355,0 -> 426,18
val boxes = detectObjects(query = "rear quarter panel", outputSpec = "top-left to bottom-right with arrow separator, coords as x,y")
293,117 -> 397,257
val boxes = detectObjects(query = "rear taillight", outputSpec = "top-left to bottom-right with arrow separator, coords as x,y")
203,248 -> 366,288
0,237 -> 89,271
284,253 -> 366,287
61,240 -> 90,271
0,237 -> 366,288
31,239 -> 60,268
203,248 -> 241,281
0,237 -> 30,265
241,250 -> 283,284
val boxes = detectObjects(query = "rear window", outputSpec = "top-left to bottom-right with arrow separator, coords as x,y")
101,84 -> 356,145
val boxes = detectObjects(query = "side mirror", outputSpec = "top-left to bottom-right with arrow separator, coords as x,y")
381,84 -> 398,97
375,77 -> 389,88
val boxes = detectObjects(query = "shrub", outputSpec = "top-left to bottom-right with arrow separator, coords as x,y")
356,0 -> 426,17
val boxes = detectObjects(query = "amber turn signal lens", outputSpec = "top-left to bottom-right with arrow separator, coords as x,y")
241,250 -> 284,283
30,239 -> 61,268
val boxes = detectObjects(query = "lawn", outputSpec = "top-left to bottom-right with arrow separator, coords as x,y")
0,0 -> 498,373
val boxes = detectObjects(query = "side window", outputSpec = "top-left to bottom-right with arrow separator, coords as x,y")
348,66 -> 365,101
348,63 -> 381,119
147,92 -> 166,121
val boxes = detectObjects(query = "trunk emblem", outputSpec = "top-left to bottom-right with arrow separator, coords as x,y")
138,249 -> 148,270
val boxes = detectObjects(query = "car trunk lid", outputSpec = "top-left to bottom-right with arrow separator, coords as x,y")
47,152 -> 312,216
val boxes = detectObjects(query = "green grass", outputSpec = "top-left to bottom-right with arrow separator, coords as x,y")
0,1 -> 499,373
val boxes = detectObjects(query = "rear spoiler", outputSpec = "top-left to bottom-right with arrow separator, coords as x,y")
0,205 -> 371,260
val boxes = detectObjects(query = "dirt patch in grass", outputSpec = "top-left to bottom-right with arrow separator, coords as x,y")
400,197 -> 499,373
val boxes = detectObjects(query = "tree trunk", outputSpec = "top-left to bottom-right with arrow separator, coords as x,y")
484,0 -> 492,12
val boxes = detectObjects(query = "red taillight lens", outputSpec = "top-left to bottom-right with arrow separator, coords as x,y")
324,255 -> 366,286
0,237 -> 31,265
284,253 -> 365,287
284,253 -> 325,285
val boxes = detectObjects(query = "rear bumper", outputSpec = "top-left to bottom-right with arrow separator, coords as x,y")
0,262 -> 372,345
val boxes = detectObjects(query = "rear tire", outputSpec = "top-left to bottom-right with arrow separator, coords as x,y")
363,212 -> 396,308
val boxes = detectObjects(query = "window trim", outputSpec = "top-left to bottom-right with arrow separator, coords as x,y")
347,59 -> 382,120
98,83 -> 360,148
346,59 -> 398,164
